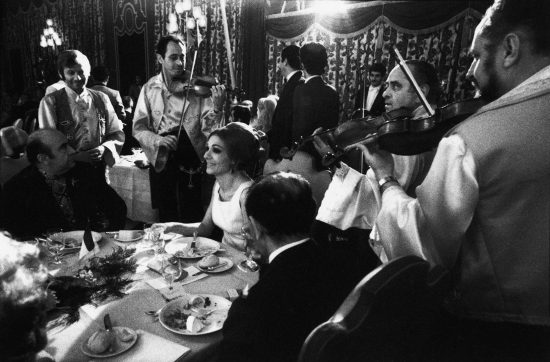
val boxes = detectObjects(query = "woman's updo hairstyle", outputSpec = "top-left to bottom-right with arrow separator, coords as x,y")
208,122 -> 265,177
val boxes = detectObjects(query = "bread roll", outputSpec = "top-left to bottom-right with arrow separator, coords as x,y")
87,330 -> 113,354
199,255 -> 219,268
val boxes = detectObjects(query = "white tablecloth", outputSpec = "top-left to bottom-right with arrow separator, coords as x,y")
107,154 -> 158,223
45,234 -> 259,362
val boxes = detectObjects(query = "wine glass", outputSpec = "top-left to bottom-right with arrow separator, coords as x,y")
162,255 -> 182,290
46,229 -> 65,265
238,224 -> 260,273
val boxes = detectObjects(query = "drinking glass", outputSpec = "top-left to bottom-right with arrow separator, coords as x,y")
238,224 -> 260,273
46,229 -> 65,265
151,224 -> 166,255
161,255 -> 182,290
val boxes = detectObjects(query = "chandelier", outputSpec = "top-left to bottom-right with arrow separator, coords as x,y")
40,19 -> 62,49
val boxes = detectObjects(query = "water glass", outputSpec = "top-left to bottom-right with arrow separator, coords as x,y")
161,255 -> 182,290
238,224 -> 260,273
46,229 -> 65,265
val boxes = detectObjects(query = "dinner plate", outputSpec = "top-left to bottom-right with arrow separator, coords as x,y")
162,232 -> 179,242
159,294 -> 231,336
197,257 -> 234,273
50,230 -> 102,250
114,230 -> 144,243
164,237 -> 220,259
81,326 -> 138,358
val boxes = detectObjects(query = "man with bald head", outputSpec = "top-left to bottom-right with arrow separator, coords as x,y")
0,129 -> 126,239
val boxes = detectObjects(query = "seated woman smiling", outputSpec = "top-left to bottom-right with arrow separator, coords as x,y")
163,122 -> 262,251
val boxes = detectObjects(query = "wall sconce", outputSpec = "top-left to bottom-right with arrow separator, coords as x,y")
172,1 -> 207,31
40,18 -> 62,48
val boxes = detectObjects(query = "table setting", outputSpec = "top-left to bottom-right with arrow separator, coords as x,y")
40,223 -> 259,361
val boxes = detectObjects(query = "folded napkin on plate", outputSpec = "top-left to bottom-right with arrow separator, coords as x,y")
89,329 -> 190,362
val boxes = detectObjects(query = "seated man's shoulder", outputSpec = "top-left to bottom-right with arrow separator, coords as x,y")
4,165 -> 39,189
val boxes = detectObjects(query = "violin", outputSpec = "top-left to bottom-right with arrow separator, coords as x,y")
281,46 -> 485,167
283,98 -> 485,167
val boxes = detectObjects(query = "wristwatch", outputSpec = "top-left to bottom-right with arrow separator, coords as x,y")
378,175 -> 399,193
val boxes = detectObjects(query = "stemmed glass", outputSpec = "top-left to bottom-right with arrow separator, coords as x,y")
161,255 -> 182,290
238,224 -> 260,273
151,224 -> 166,255
46,229 -> 65,265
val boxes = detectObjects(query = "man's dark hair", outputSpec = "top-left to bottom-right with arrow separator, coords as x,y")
405,60 -> 442,105
300,42 -> 328,75
91,65 -> 110,83
479,0 -> 550,55
56,50 -> 91,79
231,105 -> 252,125
369,63 -> 386,76
122,96 -> 133,109
26,129 -> 54,164
281,45 -> 302,70
156,35 -> 185,57
245,172 -> 317,239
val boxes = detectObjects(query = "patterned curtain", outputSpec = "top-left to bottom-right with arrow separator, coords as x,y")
153,0 -> 246,96
267,13 -> 480,123
1,0 -> 105,91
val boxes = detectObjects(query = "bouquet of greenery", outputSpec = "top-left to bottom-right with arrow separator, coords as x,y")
47,246 -> 136,325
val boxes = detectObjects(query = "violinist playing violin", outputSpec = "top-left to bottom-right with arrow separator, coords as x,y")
133,35 -> 226,222
362,0 -> 550,358
316,60 -> 441,261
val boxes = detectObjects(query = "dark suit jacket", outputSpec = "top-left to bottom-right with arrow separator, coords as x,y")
91,84 -> 126,122
268,71 -> 304,159
292,77 -> 339,143
0,163 -> 126,239
218,239 -> 362,362
354,84 -> 386,117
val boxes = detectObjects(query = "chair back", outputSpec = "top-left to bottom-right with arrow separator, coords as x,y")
298,255 -> 450,362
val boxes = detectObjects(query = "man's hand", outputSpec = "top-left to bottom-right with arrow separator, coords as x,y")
211,85 -> 226,112
355,143 -> 395,180
86,145 -> 105,162
159,135 -> 177,151
312,127 -> 335,158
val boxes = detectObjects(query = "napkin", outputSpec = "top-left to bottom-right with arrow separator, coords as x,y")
89,329 -> 190,362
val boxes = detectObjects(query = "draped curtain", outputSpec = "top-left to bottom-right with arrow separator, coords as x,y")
1,0 -> 105,91
266,1 -> 486,122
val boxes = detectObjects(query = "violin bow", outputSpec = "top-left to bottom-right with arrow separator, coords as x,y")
176,38 -> 200,143
392,46 -> 436,117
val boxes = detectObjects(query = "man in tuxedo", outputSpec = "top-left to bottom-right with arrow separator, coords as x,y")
291,42 -> 339,143
219,172 -> 362,362
268,45 -> 304,159
353,62 -> 386,118
0,129 -> 126,240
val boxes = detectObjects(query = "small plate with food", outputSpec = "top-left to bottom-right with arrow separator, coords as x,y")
164,237 -> 220,259
159,294 -> 231,336
81,326 -> 138,358
197,255 -> 233,273
114,230 -> 144,243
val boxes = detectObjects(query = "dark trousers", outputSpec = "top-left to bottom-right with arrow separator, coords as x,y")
149,158 -> 209,223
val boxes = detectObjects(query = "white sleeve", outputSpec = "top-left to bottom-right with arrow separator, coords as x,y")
376,135 -> 478,268
38,96 -> 57,129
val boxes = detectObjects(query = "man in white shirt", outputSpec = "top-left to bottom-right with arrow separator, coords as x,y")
133,35 -> 225,221
362,0 -> 550,358
38,50 -> 124,168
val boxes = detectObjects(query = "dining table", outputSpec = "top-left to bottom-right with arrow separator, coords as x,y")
107,151 -> 159,223
44,231 -> 259,362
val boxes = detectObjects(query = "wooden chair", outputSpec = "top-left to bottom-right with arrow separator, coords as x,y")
298,255 -> 450,362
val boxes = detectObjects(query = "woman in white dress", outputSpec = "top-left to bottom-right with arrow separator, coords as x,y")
164,122 -> 262,251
